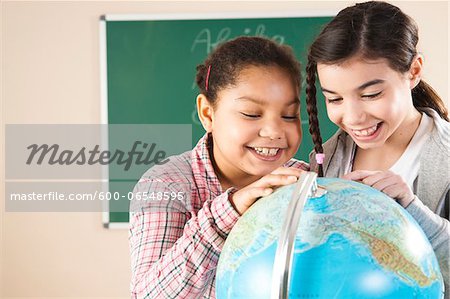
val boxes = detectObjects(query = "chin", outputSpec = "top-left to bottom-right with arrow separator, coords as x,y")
354,140 -> 384,150
355,143 -> 371,150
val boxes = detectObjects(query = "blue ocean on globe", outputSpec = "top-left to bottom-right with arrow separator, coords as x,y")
216,178 -> 444,299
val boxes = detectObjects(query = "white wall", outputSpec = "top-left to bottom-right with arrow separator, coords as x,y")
1,1 -> 448,298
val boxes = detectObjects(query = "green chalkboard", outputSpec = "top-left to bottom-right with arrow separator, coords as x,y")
101,14 -> 337,227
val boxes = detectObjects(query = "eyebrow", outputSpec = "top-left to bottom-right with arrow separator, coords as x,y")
235,97 -> 300,106
321,79 -> 385,94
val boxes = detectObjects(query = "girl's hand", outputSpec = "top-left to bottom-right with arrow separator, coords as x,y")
229,167 -> 304,215
343,170 -> 415,208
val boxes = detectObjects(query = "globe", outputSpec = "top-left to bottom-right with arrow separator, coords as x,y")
216,178 -> 444,299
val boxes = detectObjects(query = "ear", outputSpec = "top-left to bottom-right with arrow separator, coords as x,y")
408,54 -> 423,89
196,94 -> 214,132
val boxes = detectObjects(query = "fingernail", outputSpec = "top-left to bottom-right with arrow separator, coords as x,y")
289,176 -> 298,181
264,188 -> 272,195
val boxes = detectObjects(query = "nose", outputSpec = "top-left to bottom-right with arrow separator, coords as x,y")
258,118 -> 284,140
343,100 -> 366,125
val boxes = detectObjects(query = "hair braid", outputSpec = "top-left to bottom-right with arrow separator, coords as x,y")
305,59 -> 324,177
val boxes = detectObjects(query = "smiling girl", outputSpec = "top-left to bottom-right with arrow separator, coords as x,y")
129,36 -> 308,298
305,1 -> 449,296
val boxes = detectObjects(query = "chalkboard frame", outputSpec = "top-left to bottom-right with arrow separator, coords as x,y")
99,12 -> 337,229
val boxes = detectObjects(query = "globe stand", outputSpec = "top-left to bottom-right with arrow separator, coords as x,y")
271,171 -> 326,299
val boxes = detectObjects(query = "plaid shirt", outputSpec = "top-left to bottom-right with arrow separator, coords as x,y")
129,133 -> 309,299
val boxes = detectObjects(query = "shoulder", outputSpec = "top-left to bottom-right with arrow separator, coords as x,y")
137,150 -> 193,184
130,150 -> 194,213
429,112 -> 450,155
323,130 -> 347,152
416,110 -> 449,208
309,129 -> 348,169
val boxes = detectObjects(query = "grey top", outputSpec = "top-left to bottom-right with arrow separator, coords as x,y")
310,108 -> 449,297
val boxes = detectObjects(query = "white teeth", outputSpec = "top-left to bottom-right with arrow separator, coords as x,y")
253,147 -> 280,156
353,124 -> 378,137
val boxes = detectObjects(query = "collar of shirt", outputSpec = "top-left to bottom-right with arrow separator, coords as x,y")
191,133 -> 223,200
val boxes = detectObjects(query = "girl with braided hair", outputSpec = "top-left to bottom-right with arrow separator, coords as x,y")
305,1 -> 449,296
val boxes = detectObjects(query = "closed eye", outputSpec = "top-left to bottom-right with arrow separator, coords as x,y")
282,115 -> 299,121
326,98 -> 343,104
240,112 -> 260,119
362,91 -> 382,99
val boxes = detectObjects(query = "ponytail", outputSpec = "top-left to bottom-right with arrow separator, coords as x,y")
412,80 -> 449,121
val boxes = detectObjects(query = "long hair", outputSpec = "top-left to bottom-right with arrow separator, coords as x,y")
306,1 -> 449,176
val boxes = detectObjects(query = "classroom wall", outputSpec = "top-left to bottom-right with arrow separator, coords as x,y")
1,1 -> 448,298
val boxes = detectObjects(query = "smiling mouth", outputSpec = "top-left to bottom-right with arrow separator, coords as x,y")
251,147 -> 280,157
351,123 -> 381,137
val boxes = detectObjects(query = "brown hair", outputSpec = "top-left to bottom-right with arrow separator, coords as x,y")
306,1 -> 449,176
196,36 -> 301,106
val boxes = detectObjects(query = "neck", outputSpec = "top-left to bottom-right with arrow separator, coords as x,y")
211,157 -> 260,190
384,109 -> 422,150
353,109 -> 422,171
215,169 -> 259,190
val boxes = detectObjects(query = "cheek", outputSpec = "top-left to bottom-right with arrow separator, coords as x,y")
287,122 -> 302,145
325,105 -> 341,124
380,87 -> 411,115
371,98 -> 399,121
296,123 -> 302,140
221,118 -> 257,139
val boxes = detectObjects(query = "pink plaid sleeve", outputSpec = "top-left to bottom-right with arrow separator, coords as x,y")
285,158 -> 310,171
129,180 -> 239,298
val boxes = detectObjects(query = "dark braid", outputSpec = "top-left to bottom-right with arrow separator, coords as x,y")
305,59 -> 324,177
